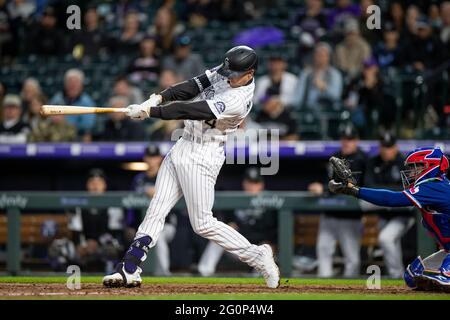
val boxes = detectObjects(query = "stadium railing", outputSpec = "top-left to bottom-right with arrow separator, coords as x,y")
0,191 -> 435,277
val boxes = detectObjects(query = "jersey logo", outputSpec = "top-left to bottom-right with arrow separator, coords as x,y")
204,88 -> 215,99
214,101 -> 226,114
409,186 -> 420,194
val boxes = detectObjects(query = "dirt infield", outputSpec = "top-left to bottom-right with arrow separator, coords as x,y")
0,282 -> 426,297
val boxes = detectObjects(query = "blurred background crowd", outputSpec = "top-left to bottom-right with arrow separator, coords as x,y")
0,0 -> 449,278
1,0 -> 449,143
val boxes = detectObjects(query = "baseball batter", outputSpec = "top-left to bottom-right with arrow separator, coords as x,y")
103,46 -> 280,288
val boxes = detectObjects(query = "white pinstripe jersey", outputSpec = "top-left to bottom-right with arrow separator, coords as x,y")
184,70 -> 255,142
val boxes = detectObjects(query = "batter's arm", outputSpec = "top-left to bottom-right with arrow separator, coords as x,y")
160,73 -> 213,103
150,100 -> 216,120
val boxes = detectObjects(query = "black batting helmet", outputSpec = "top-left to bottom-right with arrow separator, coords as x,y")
217,45 -> 258,78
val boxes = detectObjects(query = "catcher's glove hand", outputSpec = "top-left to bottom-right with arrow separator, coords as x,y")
328,156 -> 360,197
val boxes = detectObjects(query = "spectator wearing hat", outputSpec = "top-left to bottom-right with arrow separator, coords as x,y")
26,6 -> 65,55
129,145 -> 177,276
52,169 -> 125,272
255,95 -> 299,141
334,17 -> 372,79
291,0 -> 328,66
309,124 -> 367,277
162,35 -> 205,81
373,22 -> 402,70
253,55 -> 298,108
364,133 -> 414,278
292,42 -> 343,110
327,0 -> 361,31
198,167 -> 278,276
0,94 -> 30,143
49,69 -> 96,141
401,15 -> 448,72
95,95 -> 146,142
127,36 -> 161,84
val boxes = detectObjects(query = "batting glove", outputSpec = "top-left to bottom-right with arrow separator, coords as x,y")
127,94 -> 162,120
126,104 -> 150,120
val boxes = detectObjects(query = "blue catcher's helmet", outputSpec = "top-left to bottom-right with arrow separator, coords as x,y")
400,147 -> 449,189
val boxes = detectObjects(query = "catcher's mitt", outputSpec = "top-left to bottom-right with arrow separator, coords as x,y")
329,156 -> 357,185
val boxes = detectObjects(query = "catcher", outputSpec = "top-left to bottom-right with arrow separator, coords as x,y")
328,147 -> 450,291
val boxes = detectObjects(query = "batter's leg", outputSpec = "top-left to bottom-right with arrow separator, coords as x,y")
135,154 -> 183,244
103,153 -> 182,287
175,142 -> 279,287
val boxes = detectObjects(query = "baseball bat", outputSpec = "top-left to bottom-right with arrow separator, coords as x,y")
40,105 -> 128,116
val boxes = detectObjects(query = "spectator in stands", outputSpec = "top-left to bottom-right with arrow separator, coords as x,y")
428,3 -> 441,29
148,6 -> 184,55
0,94 -> 29,143
49,69 -> 96,141
385,1 -> 405,35
198,167 -> 277,276
23,93 -> 47,132
253,55 -> 298,108
291,42 -> 342,110
291,0 -> 328,66
0,4 -> 17,63
29,112 -> 77,142
401,16 -> 448,72
111,0 -> 145,27
129,145 -> 177,276
310,124 -> 367,277
20,77 -> 42,111
113,76 -> 144,105
342,57 -> 393,136
6,0 -> 35,22
373,22 -> 401,70
404,5 -> 421,40
255,95 -> 299,141
56,169 -> 125,273
162,35 -> 205,80
364,133 -> 414,278
185,0 -> 212,28
71,6 -> 107,57
96,95 -> 145,141
327,0 -> 361,31
148,69 -> 183,141
111,11 -> 144,54
0,81 -> 5,107
213,0 -> 249,22
127,36 -> 160,83
441,2 -> 450,46
334,18 -> 371,79
26,6 -> 64,55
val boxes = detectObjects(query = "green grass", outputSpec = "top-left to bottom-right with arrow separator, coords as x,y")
0,276 -> 449,300
0,276 -> 404,286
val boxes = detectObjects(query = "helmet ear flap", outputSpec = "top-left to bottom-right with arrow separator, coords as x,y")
440,155 -> 449,173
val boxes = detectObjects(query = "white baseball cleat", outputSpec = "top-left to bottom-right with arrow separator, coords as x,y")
103,263 -> 142,288
256,244 -> 281,289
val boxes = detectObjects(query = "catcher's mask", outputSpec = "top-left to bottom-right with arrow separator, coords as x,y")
400,147 -> 449,189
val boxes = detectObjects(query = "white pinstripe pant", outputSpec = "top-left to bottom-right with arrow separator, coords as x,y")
136,138 -> 265,269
